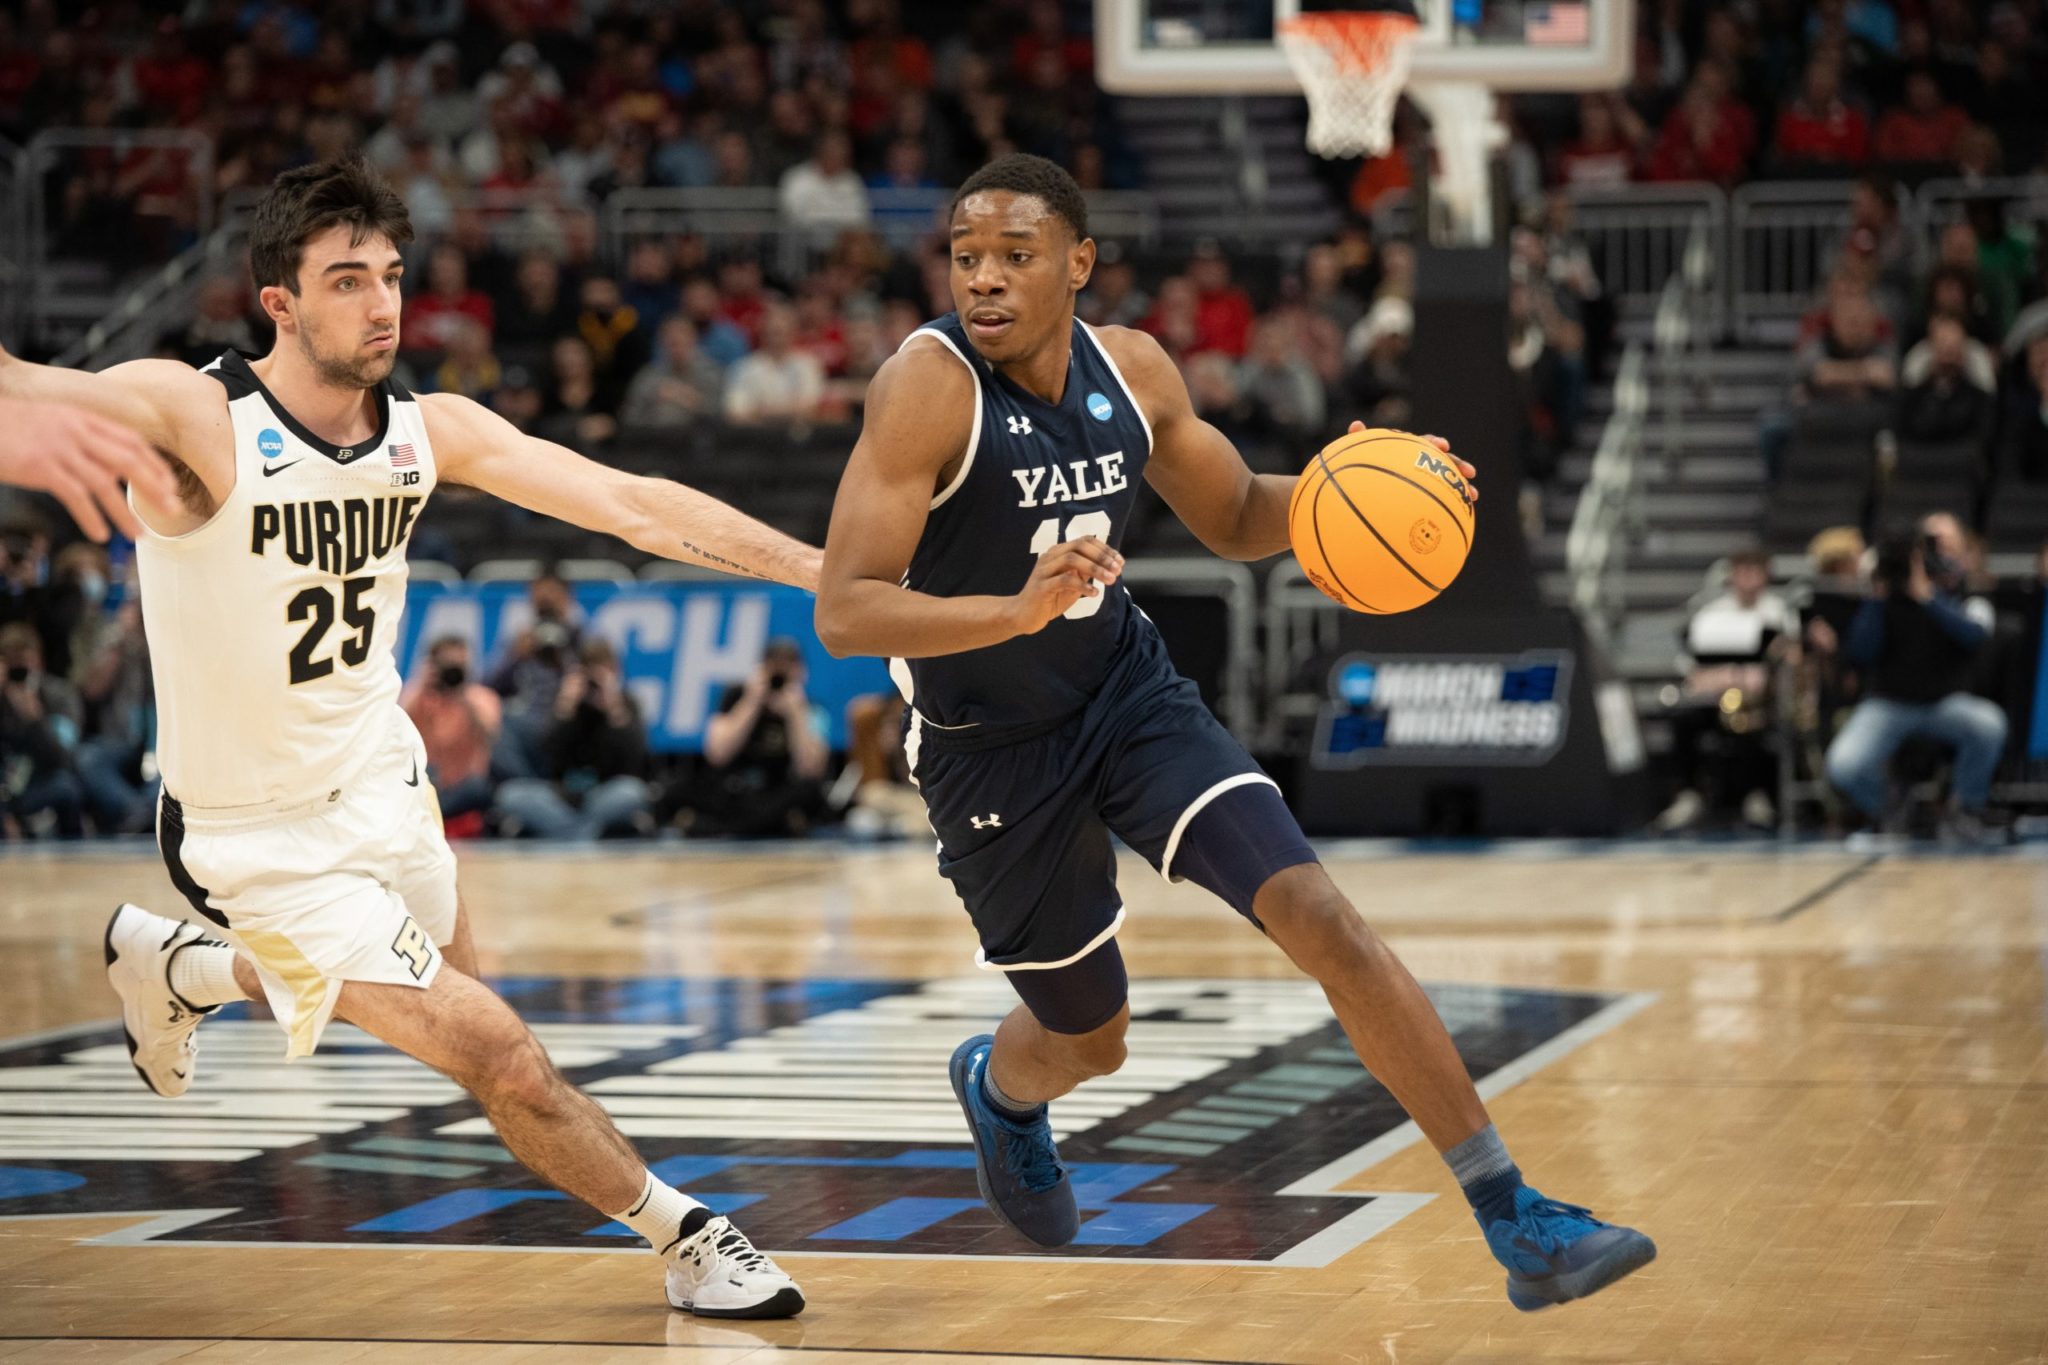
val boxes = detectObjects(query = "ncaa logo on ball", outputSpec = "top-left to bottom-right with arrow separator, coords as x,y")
257,428 -> 285,459
1412,450 -> 1469,503
1086,391 -> 1114,421
1409,518 -> 1441,555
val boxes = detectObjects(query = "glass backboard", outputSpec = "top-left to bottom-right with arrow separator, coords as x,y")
1096,0 -> 1632,94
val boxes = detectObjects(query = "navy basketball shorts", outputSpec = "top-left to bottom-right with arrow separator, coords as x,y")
912,675 -> 1318,1033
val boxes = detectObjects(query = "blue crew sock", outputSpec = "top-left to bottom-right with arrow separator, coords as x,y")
1446,1123 -> 1524,1227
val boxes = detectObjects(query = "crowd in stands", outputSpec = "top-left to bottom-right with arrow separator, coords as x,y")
11,0 -> 2048,839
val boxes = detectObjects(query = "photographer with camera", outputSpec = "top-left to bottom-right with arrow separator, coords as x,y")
487,569 -> 583,781
493,638 -> 655,840
1823,528 -> 2009,843
691,637 -> 830,838
402,635 -> 502,824
0,621 -> 86,840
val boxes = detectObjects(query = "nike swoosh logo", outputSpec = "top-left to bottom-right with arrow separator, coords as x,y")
261,460 -> 303,477
404,759 -> 420,787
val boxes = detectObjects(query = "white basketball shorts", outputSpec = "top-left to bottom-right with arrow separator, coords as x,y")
155,708 -> 459,1058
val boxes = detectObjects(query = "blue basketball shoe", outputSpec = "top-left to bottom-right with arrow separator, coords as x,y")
1484,1186 -> 1657,1311
948,1034 -> 1078,1247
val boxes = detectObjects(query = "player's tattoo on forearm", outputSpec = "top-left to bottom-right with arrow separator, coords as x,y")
677,539 -> 775,581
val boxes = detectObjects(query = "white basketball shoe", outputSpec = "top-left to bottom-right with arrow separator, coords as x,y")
663,1209 -> 805,1319
103,903 -> 224,1098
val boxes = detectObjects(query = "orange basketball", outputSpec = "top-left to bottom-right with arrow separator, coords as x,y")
1287,427 -> 1475,614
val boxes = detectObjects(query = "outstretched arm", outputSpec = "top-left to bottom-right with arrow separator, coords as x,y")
813,342 -> 1122,660
0,345 -> 214,534
1104,327 -> 1475,561
422,392 -> 822,591
0,397 -> 177,541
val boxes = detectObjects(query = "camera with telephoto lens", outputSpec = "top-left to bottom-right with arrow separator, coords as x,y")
1872,534 -> 1918,593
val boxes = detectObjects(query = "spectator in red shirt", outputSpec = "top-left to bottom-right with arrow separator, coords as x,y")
404,245 -> 496,355
1139,275 -> 1200,364
1646,62 -> 1756,185
1557,93 -> 1646,189
1188,243 -> 1256,359
1773,52 -> 1869,168
793,282 -> 848,376
126,18 -> 210,123
716,257 -> 771,346
402,636 -> 502,823
1873,69 -> 1971,164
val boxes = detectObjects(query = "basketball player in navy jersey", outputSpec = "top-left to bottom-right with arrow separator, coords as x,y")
817,155 -> 1654,1309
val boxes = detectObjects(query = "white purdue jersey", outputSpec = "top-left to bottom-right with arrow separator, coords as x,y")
136,351 -> 436,809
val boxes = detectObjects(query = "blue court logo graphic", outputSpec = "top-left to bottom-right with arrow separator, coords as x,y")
0,976 -> 1634,1265
1086,391 -> 1113,422
257,428 -> 285,460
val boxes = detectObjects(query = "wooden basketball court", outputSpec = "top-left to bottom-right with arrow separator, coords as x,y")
2,840 -> 2043,1363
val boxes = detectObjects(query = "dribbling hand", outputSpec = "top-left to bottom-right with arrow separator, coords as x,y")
1010,535 -> 1123,636
1345,422 -> 1479,505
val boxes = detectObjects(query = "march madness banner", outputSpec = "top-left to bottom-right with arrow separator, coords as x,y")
396,580 -> 890,752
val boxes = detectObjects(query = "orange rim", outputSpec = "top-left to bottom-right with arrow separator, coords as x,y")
1277,12 -> 1421,74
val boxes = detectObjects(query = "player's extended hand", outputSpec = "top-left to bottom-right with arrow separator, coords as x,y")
1010,535 -> 1123,636
0,397 -> 178,541
1346,422 -> 1478,505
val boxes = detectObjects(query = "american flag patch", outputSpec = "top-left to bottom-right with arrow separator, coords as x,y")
389,443 -> 417,468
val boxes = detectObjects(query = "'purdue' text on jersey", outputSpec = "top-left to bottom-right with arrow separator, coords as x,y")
135,352 -> 437,807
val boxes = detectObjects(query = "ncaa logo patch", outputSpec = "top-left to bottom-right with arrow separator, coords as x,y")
257,429 -> 286,460
1086,391 -> 1113,422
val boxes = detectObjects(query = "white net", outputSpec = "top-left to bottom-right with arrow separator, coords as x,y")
1277,12 -> 1420,159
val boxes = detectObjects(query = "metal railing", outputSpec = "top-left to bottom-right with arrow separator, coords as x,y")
602,186 -> 1162,281
1563,343 -> 1648,644
1371,181 -> 1727,333
52,219 -> 251,371
1729,179 -> 1877,344
24,129 -> 215,351
1566,182 -> 1727,335
1120,558 -> 1259,740
1564,215 -> 1712,644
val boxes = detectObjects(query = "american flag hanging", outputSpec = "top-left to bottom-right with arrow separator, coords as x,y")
1525,1 -> 1590,44
389,442 -> 417,468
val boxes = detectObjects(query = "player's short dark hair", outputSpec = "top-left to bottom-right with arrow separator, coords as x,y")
249,155 -> 414,296
952,154 -> 1088,242
1728,549 -> 1769,572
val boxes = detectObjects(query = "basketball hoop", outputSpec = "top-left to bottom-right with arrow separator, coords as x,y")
1277,11 -> 1421,159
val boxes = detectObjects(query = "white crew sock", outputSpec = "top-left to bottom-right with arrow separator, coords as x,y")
168,940 -> 248,1009
611,1171 -> 709,1257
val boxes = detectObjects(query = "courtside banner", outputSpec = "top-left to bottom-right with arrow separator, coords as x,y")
396,580 -> 889,751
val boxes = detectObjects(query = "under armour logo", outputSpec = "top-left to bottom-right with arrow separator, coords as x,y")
969,813 -> 1003,830
1007,416 -> 1032,436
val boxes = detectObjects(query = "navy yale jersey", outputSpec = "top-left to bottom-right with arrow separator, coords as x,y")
890,313 -> 1154,736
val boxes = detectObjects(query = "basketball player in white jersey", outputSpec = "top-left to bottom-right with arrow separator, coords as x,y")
0,157 -> 810,1318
